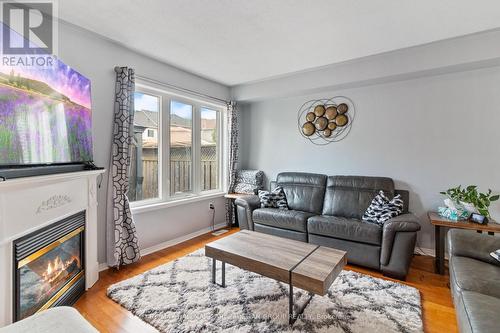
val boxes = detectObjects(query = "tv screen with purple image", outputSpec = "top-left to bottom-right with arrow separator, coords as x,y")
0,58 -> 92,166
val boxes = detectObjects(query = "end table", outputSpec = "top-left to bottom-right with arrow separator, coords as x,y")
224,193 -> 251,227
428,212 -> 500,274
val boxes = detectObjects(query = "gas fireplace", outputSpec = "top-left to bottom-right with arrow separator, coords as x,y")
13,211 -> 86,321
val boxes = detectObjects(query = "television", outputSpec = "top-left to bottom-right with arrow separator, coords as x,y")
0,57 -> 93,172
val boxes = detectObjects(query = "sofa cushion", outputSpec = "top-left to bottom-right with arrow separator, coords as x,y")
394,189 -> 410,214
309,234 -> 381,270
308,215 -> 382,245
276,172 -> 327,214
322,176 -> 395,219
450,256 -> 500,299
458,291 -> 500,333
254,223 -> 308,242
253,208 -> 314,232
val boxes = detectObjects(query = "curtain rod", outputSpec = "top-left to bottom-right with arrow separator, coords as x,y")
135,75 -> 230,105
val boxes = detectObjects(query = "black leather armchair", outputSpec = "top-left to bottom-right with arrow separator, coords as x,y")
235,172 -> 421,280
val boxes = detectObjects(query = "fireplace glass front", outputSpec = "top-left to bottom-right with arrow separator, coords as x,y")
13,211 -> 85,321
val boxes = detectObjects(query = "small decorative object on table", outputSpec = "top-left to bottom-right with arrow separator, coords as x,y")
439,185 -> 499,222
437,206 -> 468,221
470,213 -> 487,224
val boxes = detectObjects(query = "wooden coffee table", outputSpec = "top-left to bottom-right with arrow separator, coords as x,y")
205,230 -> 346,324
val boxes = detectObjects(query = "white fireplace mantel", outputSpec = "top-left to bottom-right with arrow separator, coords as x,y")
0,169 -> 105,326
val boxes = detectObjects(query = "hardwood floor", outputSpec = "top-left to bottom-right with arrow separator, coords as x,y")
74,228 -> 457,333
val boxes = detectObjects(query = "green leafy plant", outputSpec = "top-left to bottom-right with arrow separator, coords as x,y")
440,185 -> 499,217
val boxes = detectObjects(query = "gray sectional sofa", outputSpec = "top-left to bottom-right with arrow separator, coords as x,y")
448,229 -> 500,333
235,172 -> 421,279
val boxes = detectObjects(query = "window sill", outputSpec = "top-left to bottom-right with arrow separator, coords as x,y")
131,192 -> 227,214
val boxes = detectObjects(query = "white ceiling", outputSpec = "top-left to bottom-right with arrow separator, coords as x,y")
59,0 -> 500,86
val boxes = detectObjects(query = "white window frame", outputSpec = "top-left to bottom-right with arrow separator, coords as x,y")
130,79 -> 227,213
129,86 -> 163,207
168,95 -> 195,198
198,105 -> 223,195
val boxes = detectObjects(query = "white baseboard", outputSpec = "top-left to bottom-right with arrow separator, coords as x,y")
98,230 -> 438,272
98,263 -> 109,272
98,222 -> 227,272
414,246 -> 434,257
140,222 -> 227,256
414,246 -> 449,260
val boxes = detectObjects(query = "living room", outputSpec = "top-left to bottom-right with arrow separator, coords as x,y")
0,1 -> 499,333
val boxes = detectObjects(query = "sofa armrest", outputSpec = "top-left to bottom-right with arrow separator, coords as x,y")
235,195 -> 260,210
234,195 -> 261,230
384,213 -> 421,231
380,213 -> 421,266
448,229 -> 500,266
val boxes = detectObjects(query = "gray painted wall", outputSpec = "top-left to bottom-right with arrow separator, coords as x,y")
233,29 -> 500,102
239,66 -> 500,250
58,22 -> 230,264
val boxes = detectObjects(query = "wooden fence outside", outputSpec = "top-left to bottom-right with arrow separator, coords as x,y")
129,147 -> 217,201
142,157 -> 159,199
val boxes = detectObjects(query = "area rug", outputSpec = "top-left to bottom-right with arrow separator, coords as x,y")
107,250 -> 423,333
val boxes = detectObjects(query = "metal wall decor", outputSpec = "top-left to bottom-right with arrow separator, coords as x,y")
298,96 -> 355,145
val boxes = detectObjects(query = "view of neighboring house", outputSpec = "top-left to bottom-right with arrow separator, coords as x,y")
129,109 -> 218,201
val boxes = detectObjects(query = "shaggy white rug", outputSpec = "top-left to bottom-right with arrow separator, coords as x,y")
107,250 -> 423,333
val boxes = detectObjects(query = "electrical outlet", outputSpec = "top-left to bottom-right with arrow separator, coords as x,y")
209,203 -> 215,209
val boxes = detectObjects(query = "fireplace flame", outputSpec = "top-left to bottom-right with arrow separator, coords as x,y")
42,255 -> 81,285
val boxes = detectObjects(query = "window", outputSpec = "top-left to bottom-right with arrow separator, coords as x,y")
170,100 -> 193,195
129,91 -> 160,202
201,108 -> 219,191
129,80 -> 225,207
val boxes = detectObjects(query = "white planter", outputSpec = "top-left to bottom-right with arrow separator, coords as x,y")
460,201 -> 479,214
444,198 -> 458,210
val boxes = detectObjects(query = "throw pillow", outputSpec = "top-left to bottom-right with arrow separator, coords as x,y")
362,190 -> 404,226
362,191 -> 390,223
491,249 -> 500,262
258,187 -> 289,210
233,170 -> 264,194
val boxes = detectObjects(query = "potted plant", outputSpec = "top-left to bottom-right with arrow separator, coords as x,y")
440,185 -> 499,218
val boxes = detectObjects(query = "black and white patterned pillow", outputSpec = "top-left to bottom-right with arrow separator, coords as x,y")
491,249 -> 500,263
362,191 -> 404,225
258,187 -> 289,210
233,170 -> 264,194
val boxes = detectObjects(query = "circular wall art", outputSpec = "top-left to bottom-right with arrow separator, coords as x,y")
297,96 -> 355,145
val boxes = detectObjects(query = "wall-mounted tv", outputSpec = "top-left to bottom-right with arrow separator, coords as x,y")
0,57 -> 92,167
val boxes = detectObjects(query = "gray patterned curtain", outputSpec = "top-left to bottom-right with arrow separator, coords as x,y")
106,66 -> 141,268
225,101 -> 239,226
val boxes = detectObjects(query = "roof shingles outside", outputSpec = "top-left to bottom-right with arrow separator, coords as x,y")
134,109 -> 216,148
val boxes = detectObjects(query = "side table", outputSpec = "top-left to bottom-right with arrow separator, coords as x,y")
224,193 -> 251,227
428,211 -> 500,274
